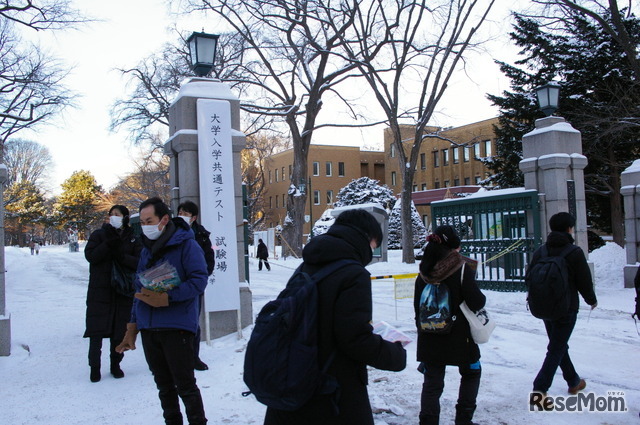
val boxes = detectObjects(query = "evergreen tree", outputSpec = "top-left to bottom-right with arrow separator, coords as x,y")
335,177 -> 396,210
388,198 -> 426,249
487,11 -> 640,244
54,170 -> 103,238
310,209 -> 335,239
4,181 -> 47,244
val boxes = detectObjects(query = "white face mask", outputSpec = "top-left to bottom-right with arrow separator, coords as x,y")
179,215 -> 192,225
141,224 -> 164,240
109,216 -> 123,229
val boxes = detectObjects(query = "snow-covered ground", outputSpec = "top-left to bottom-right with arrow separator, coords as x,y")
0,242 -> 638,424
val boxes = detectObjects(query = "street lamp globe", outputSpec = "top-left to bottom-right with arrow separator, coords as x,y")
187,31 -> 220,77
535,81 -> 561,117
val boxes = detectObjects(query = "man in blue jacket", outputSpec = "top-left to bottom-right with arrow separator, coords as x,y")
117,197 -> 208,425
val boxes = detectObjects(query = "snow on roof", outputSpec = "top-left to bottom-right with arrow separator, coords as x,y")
170,78 -> 237,107
433,187 -> 535,204
622,159 -> 640,174
524,121 -> 580,137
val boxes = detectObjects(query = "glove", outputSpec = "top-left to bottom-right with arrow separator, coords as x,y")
590,302 -> 597,310
135,287 -> 169,307
116,323 -> 138,353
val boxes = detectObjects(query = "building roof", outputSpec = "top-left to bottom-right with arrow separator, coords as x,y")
411,186 -> 482,206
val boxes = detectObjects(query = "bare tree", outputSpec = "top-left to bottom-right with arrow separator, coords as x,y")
0,0 -> 84,31
183,0 -> 362,257
336,0 -> 496,263
2,138 -> 52,189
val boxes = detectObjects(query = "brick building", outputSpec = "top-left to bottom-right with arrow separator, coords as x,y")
263,145 -> 385,234
384,117 -> 498,224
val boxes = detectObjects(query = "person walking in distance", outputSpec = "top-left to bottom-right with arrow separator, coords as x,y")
257,238 -> 271,271
116,197 -> 208,425
177,200 -> 215,372
528,212 -> 597,406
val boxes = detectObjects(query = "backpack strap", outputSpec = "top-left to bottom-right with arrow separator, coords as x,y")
309,259 -> 361,283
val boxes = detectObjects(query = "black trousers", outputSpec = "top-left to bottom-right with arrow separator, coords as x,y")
88,336 -> 123,368
258,258 -> 270,271
419,362 -> 481,425
141,330 -> 207,425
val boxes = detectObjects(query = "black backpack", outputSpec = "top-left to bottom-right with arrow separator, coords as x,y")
526,244 -> 578,320
242,259 -> 360,411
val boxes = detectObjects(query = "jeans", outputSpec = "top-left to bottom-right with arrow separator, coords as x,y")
419,362 -> 481,425
533,311 -> 581,392
141,330 -> 207,425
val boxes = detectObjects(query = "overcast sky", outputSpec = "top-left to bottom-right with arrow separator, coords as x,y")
19,0 -> 519,195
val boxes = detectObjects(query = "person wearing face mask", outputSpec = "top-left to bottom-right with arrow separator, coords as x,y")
116,197 -> 209,425
177,200 -> 215,371
84,205 -> 142,383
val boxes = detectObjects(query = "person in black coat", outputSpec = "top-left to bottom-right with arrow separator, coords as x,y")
178,200 -> 215,371
84,205 -> 142,383
256,238 -> 270,271
527,212 -> 597,401
264,209 -> 407,425
414,225 -> 486,425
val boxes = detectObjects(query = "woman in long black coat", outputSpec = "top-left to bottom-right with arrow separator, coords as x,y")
414,225 -> 486,425
84,205 -> 141,383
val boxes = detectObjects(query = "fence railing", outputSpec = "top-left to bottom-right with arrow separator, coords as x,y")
431,189 -> 541,292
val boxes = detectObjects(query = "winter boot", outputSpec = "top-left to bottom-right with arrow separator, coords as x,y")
454,405 -> 479,425
90,366 -> 101,383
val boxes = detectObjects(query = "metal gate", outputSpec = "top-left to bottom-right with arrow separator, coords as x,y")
431,189 -> 541,292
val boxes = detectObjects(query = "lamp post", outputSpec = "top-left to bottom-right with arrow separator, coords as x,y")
187,31 -> 220,77
534,81 -> 561,116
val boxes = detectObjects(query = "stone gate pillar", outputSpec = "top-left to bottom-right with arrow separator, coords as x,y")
519,116 -> 589,256
0,164 -> 9,356
621,160 -> 640,288
164,77 -> 252,339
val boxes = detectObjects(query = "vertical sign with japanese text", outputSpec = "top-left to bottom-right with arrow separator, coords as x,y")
197,99 -> 240,312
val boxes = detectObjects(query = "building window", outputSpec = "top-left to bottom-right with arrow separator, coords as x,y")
420,153 -> 426,170
433,151 -> 440,167
338,162 -> 345,177
444,180 -> 450,187
313,161 -> 319,176
454,178 -> 460,186
483,140 -> 492,157
464,177 -> 471,185
421,183 -> 427,190
275,168 -> 279,182
326,161 -> 332,177
275,196 -> 279,208
442,149 -> 449,166
282,194 -> 286,208
313,190 -> 320,205
269,196 -> 273,208
423,215 -> 429,227
326,190 -> 333,205
282,166 -> 285,181
289,164 -> 292,179
391,171 -> 397,186
412,184 -> 417,192
464,147 -> 470,162
434,181 -> 440,189
475,175 -> 481,184
269,170 -> 272,184
474,143 -> 481,159
453,147 -> 459,164
390,144 -> 396,158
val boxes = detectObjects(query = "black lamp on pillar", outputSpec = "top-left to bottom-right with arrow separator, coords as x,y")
535,81 -> 561,117
187,31 -> 220,77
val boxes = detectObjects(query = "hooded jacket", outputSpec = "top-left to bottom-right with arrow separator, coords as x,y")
528,231 -> 597,311
264,223 -> 406,425
131,218 -> 208,334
